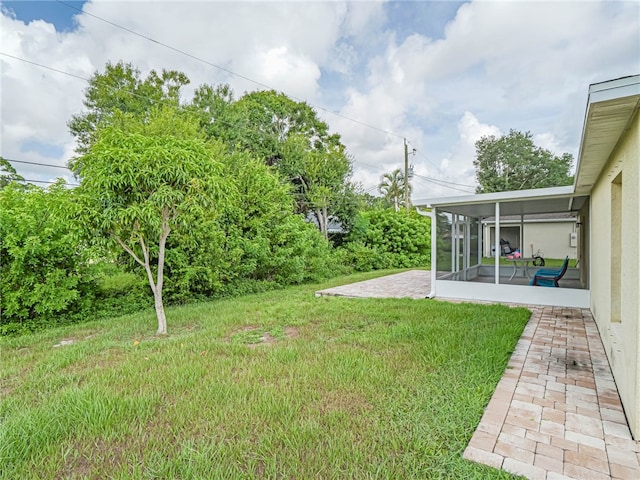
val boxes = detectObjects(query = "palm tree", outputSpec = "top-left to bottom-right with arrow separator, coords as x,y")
378,168 -> 411,211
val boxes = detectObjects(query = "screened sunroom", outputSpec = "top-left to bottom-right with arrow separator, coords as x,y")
415,186 -> 590,308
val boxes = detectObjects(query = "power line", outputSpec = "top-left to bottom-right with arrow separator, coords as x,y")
412,174 -> 474,193
5,154 -> 476,196
412,175 -> 474,194
1,50 -> 401,159
352,159 -> 476,194
412,172 -> 476,189
55,0 -> 404,140
1,56 -> 474,194
354,160 -> 390,172
0,52 -> 179,110
406,141 -> 442,173
19,178 -> 79,186
0,52 -> 90,82
2,50 -> 476,195
3,158 -> 71,169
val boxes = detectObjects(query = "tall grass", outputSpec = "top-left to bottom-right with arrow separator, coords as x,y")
1,271 -> 528,479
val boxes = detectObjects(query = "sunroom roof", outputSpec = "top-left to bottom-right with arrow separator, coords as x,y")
414,186 -> 588,218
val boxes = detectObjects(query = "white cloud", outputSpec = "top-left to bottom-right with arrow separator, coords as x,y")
410,112 -> 500,198
457,111 -> 501,148
233,46 -> 321,100
0,0 -> 638,197
329,0 -> 638,199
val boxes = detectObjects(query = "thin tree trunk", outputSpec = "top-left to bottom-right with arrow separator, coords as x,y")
314,207 -> 329,241
115,211 -> 171,335
153,208 -> 171,334
153,287 -> 167,335
322,205 -> 328,240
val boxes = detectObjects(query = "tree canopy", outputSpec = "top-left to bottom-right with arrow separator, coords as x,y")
0,158 -> 25,188
198,88 -> 357,237
473,129 -> 573,193
68,62 -> 357,238
68,61 -> 189,155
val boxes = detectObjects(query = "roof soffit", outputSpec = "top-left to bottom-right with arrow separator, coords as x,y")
574,76 -> 640,194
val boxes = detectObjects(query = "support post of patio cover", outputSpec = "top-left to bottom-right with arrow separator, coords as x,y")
451,214 -> 457,273
478,218 -> 482,265
455,214 -> 460,273
429,207 -> 437,298
464,216 -> 471,281
520,213 -> 525,258
495,202 -> 500,285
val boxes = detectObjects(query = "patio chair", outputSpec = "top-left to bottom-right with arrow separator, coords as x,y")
530,256 -> 569,287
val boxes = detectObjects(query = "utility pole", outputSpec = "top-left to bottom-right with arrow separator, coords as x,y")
404,139 -> 415,211
404,138 -> 409,211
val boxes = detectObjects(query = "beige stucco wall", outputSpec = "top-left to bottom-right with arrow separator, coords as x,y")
484,221 -> 577,259
589,109 -> 640,438
524,222 -> 577,259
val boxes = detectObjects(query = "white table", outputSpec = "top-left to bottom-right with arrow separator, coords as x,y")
508,257 -> 535,281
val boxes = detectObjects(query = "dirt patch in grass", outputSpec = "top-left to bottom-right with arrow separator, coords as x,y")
313,389 -> 373,416
250,331 -> 277,348
284,326 -> 299,338
227,325 -> 299,347
60,436 -> 145,480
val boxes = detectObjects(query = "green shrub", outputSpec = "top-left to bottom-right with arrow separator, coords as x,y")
340,208 -> 431,271
160,154 -> 338,304
88,262 -> 152,318
0,183 -> 99,333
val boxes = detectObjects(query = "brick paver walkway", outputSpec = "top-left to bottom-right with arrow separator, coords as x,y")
316,271 -> 640,480
464,306 -> 640,480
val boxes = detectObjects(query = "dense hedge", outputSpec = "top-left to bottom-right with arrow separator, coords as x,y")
0,158 -> 338,333
0,183 -> 97,334
338,208 -> 431,271
1,178 -> 429,335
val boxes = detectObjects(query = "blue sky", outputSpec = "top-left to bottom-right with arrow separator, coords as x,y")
2,1 -> 86,31
1,1 -> 638,197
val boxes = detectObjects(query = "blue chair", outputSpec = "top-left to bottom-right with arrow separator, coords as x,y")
530,256 -> 569,287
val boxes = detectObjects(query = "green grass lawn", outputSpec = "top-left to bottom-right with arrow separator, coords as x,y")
1,271 -> 529,479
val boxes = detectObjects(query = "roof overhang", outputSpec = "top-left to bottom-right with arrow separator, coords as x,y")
414,185 -> 588,218
574,75 -> 640,194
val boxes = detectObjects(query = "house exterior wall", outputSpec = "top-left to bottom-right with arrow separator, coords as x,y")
484,221 -> 577,259
578,203 -> 589,289
589,109 -> 640,438
524,222 -> 577,259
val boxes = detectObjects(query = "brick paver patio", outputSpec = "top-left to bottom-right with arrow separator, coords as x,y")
315,269 -> 431,299
316,271 -> 640,480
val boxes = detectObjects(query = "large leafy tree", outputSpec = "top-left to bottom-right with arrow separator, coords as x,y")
74,107 -> 227,334
279,133 -> 354,239
378,168 -> 410,212
70,64 -> 358,237
473,129 -> 573,193
68,61 -> 190,155
197,88 -> 357,237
